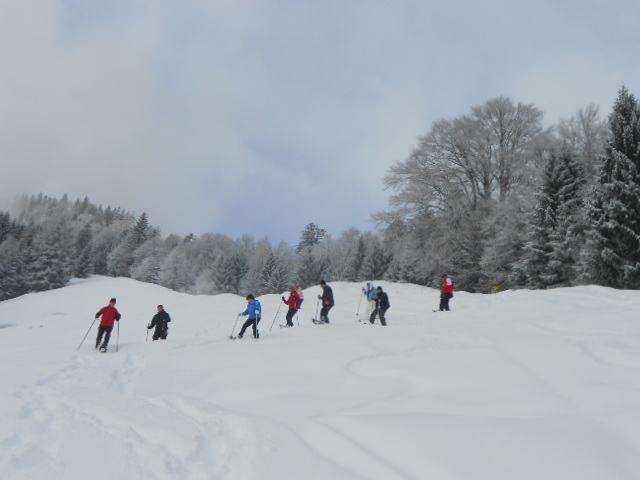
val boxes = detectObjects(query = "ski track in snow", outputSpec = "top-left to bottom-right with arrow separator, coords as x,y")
2,278 -> 640,479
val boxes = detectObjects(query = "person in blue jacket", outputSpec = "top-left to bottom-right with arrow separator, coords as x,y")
237,294 -> 262,339
363,282 -> 377,317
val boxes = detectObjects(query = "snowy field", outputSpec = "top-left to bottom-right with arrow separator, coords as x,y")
1,276 -> 640,480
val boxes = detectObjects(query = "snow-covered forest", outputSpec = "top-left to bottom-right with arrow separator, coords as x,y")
2,87 -> 640,301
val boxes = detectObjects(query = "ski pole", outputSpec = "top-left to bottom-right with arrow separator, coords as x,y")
230,313 -> 241,339
116,321 -> 120,352
254,309 -> 260,341
146,327 -> 149,342
77,317 -> 98,351
314,298 -> 320,322
269,300 -> 283,332
356,290 -> 364,318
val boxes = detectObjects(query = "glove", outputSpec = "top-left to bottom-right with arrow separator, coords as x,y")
255,310 -> 260,315
147,324 -> 151,329
282,296 -> 285,301
239,312 -> 244,316
318,295 -> 322,300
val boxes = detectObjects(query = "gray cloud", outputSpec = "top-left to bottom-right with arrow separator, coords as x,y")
1,0 -> 639,244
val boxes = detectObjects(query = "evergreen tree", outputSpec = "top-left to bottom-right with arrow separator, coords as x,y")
296,223 -> 326,253
520,151 -> 586,288
75,223 -> 93,278
260,253 -> 290,294
295,247 -> 328,288
345,236 -> 366,282
582,87 -> 640,287
213,253 -> 249,293
0,237 -> 29,301
361,235 -> 392,280
107,212 -> 153,277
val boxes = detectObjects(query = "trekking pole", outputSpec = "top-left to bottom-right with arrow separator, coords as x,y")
116,322 -> 120,352
77,317 -> 98,351
230,313 -> 241,339
356,290 -> 364,319
254,310 -> 260,341
269,301 -> 283,332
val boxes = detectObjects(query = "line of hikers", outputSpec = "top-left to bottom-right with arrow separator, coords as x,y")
92,275 -> 453,348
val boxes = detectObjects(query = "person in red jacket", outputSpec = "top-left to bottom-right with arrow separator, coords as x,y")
281,287 -> 301,327
95,297 -> 121,352
439,275 -> 454,311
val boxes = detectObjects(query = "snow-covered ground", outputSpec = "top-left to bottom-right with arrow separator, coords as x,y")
1,276 -> 640,480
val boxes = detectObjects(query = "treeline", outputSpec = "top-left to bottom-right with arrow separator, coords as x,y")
2,86 -> 640,301
0,195 -> 388,301
375,87 -> 640,292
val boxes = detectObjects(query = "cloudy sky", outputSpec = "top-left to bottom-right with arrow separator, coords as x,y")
1,0 -> 639,245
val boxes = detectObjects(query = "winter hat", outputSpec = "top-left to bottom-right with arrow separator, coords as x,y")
320,280 -> 326,285
377,286 -> 383,291
110,297 -> 117,303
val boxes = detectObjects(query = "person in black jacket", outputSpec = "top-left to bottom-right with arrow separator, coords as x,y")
148,305 -> 171,340
370,286 -> 390,326
318,280 -> 334,323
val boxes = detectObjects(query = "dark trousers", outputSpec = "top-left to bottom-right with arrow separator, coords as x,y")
239,317 -> 261,338
285,309 -> 297,326
320,304 -> 333,322
96,326 -> 113,348
152,326 -> 167,340
439,293 -> 453,311
370,307 -> 388,326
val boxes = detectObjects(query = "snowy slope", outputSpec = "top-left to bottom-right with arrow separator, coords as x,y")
1,277 -> 640,480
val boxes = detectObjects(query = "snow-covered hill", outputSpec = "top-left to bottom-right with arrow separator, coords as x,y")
1,277 -> 640,480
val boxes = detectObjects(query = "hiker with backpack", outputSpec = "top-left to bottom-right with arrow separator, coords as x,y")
439,275 -> 454,311
281,287 -> 301,327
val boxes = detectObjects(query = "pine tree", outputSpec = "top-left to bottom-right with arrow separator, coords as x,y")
361,236 -> 392,280
260,253 -> 290,294
296,223 -> 326,253
75,223 -> 93,278
582,87 -> 640,288
520,151 -> 586,288
213,253 -> 249,293
0,237 -> 29,301
295,247 -> 328,287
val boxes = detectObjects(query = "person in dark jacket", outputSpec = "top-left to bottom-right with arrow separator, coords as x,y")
317,279 -> 334,323
370,286 -> 390,326
95,297 -> 121,352
147,305 -> 171,340
282,287 -> 300,327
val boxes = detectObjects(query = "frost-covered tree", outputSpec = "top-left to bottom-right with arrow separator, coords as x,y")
74,223 -> 93,278
518,151 -> 586,288
259,253 -> 290,294
0,236 -> 29,301
212,253 -> 249,293
556,104 -> 608,179
295,247 -> 328,288
582,86 -> 640,288
379,96 -> 546,291
107,212 -> 154,277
